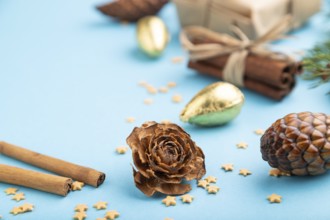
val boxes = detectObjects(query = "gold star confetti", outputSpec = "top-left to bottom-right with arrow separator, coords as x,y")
116,146 -> 128,154
20,203 -> 34,212
164,218 -> 174,220
269,169 -> 291,177
181,194 -> 193,204
239,169 -> 252,177
146,86 -> 158,94
96,218 -> 107,220
207,185 -> 220,194
74,204 -> 88,212
93,201 -> 108,210
4,187 -> 18,195
236,142 -> 248,149
197,180 -> 209,189
143,98 -> 153,105
269,168 -> 281,177
10,207 -> 23,215
126,117 -> 135,123
158,87 -> 169,93
205,176 -> 217,183
161,119 -> 171,124
221,164 -> 234,172
171,56 -> 184,64
267,194 -> 282,203
254,129 -> 265,135
73,211 -> 87,220
162,196 -> 176,207
167,82 -> 177,88
172,94 -> 183,103
138,80 -> 148,87
72,181 -> 85,191
105,210 -> 120,220
12,193 -> 25,202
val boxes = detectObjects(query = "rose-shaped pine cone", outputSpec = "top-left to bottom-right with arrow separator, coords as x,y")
97,0 -> 169,22
261,112 -> 330,176
127,121 -> 206,196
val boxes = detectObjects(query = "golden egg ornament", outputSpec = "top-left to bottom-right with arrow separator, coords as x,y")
180,82 -> 245,127
136,16 -> 169,57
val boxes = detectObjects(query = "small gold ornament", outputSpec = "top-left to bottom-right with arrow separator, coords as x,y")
180,82 -> 244,126
136,16 -> 169,57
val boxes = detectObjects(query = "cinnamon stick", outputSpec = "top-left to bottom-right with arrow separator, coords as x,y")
0,142 -> 105,187
206,55 -> 297,89
0,164 -> 72,196
189,61 -> 292,100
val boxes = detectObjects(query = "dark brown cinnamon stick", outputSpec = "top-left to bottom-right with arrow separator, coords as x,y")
206,55 -> 297,89
189,61 -> 292,100
0,164 -> 72,196
0,142 -> 105,187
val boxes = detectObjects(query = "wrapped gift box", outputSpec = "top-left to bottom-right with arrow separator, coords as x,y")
173,0 -> 321,39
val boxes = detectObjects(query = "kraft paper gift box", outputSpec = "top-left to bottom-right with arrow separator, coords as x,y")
173,0 -> 321,39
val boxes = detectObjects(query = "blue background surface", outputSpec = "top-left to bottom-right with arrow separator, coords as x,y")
1,0 -> 330,219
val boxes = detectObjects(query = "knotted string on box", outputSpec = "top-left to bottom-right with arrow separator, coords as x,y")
180,15 -> 295,87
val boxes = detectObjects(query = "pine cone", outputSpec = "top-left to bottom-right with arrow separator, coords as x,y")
97,0 -> 169,22
261,112 -> 330,176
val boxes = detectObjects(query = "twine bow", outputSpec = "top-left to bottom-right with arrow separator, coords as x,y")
180,15 -> 294,87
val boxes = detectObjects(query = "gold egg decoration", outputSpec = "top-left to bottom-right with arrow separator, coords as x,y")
136,16 -> 170,57
180,82 -> 245,127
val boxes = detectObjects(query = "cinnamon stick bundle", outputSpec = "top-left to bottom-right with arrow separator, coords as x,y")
0,164 -> 72,196
0,142 -> 105,187
183,26 -> 302,100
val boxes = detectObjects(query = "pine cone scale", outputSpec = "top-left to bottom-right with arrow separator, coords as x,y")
261,112 -> 330,176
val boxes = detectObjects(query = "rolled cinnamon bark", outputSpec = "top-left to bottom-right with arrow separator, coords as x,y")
189,61 -> 292,100
0,164 -> 72,196
206,55 -> 297,89
0,142 -> 105,187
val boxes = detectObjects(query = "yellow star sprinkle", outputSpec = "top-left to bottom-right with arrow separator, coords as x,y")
12,193 -> 25,202
73,211 -> 87,220
74,204 -> 88,212
161,119 -> 171,124
172,94 -> 183,103
254,129 -> 265,135
181,194 -> 193,204
126,117 -> 135,123
20,203 -> 34,212
269,168 -> 281,177
146,86 -> 158,94
267,194 -> 282,203
207,185 -> 220,194
236,142 -> 248,149
105,210 -> 120,220
96,218 -> 107,220
221,164 -> 234,172
167,82 -> 177,88
143,98 -> 153,105
72,181 -> 85,191
171,56 -> 184,64
239,169 -> 252,177
197,180 -> 209,189
205,176 -> 217,183
159,87 -> 169,93
162,196 -> 176,207
10,207 -> 23,215
116,146 -> 128,154
93,201 -> 108,210
4,187 -> 18,195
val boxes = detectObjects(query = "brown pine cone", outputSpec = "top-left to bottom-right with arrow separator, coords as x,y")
127,121 -> 206,196
261,112 -> 330,176
97,0 -> 169,22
